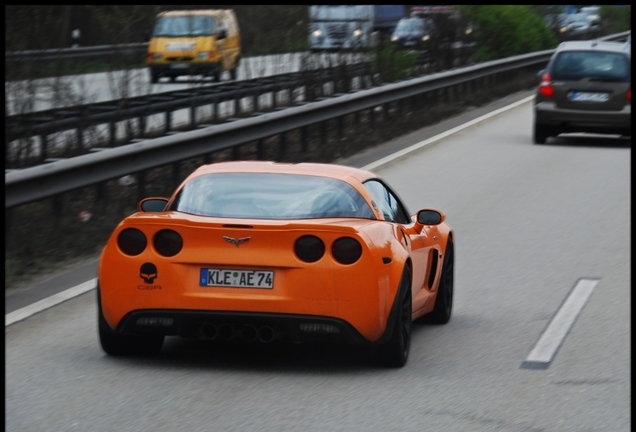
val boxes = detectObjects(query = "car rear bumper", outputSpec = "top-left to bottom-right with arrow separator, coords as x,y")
115,309 -> 388,345
535,101 -> 631,135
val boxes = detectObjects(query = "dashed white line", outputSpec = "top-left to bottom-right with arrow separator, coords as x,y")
521,278 -> 600,369
5,278 -> 97,327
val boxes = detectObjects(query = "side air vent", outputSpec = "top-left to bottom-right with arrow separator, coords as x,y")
427,251 -> 440,289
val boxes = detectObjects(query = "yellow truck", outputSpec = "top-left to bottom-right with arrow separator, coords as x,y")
147,9 -> 241,83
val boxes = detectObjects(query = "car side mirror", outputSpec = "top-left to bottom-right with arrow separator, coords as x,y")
417,209 -> 444,225
217,29 -> 227,40
139,197 -> 169,212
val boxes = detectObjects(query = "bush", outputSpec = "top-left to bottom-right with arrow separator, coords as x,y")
371,44 -> 420,82
600,6 -> 631,34
460,6 -> 557,61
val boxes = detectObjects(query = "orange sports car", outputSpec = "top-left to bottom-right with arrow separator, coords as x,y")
98,161 -> 454,367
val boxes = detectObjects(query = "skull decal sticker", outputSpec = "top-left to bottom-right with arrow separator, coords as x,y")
140,262 -> 158,283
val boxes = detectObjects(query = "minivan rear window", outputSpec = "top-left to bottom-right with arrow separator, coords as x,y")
552,51 -> 630,82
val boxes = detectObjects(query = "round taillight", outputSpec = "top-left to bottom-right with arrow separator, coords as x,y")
294,235 -> 325,263
117,228 -> 147,256
153,229 -> 183,257
539,72 -> 554,98
332,237 -> 362,265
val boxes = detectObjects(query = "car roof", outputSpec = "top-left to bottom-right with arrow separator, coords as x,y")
556,40 -> 631,56
187,161 -> 378,184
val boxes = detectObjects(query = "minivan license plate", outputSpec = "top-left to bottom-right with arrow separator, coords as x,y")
200,268 -> 274,289
570,92 -> 609,102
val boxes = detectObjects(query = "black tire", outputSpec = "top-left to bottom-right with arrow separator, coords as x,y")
426,238 -> 454,324
534,122 -> 549,144
150,71 -> 159,84
97,287 -> 164,356
376,266 -> 412,368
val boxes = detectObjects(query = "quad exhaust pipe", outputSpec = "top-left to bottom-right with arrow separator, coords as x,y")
196,323 -> 280,343
197,323 -> 217,340
257,326 -> 275,343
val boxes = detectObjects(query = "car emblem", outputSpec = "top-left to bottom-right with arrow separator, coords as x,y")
223,236 -> 251,247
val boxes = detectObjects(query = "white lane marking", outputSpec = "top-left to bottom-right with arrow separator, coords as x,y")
362,95 -> 535,171
521,278 -> 600,369
5,278 -> 97,327
5,95 -> 535,325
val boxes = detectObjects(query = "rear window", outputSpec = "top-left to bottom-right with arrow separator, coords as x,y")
168,173 -> 376,220
551,51 -> 630,82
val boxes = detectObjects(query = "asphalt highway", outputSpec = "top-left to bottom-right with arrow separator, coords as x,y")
6,90 -> 630,431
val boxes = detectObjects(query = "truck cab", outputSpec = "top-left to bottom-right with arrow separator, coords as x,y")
309,5 -> 406,52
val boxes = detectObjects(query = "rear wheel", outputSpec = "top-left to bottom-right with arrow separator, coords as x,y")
534,122 -> 550,144
376,266 -> 412,368
97,288 -> 164,356
426,237 -> 454,324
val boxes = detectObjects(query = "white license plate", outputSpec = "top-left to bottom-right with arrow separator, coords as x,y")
570,92 -> 609,102
166,42 -> 195,51
169,64 -> 189,69
199,268 -> 274,289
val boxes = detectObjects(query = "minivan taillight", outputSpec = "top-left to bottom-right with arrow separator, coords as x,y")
538,72 -> 554,98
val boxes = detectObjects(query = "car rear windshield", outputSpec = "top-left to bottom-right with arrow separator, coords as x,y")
552,50 -> 630,82
168,173 -> 376,220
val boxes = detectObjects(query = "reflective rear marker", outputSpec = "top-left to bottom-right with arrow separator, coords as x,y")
521,278 -> 600,370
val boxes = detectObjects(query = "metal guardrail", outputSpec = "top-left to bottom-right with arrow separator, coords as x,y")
5,43 -> 148,62
6,63 -> 370,144
5,31 -> 630,209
